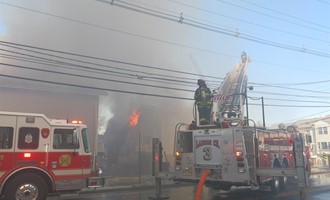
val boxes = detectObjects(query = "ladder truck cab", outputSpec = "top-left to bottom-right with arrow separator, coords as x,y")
173,53 -> 310,194
0,111 -> 104,200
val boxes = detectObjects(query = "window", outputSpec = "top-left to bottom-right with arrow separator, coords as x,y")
53,128 -> 79,149
318,127 -> 328,135
321,142 -> 328,150
81,128 -> 91,153
318,127 -> 323,134
18,127 -> 39,149
324,127 -> 328,135
0,127 -> 13,149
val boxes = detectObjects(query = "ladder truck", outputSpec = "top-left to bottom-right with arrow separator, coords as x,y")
173,52 -> 310,195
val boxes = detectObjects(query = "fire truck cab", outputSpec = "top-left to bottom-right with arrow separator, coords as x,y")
0,111 -> 104,200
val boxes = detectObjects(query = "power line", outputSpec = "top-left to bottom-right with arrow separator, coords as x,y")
251,79 -> 330,86
0,40 -> 222,81
103,0 -> 330,58
0,62 -> 195,93
241,0 -> 330,31
0,1 -> 233,58
4,41 -> 329,91
251,91 -> 330,99
249,103 -> 330,108
1,2 -> 329,76
2,69 -> 330,108
250,82 -> 330,95
250,96 -> 330,105
3,40 -> 330,103
316,0 -> 330,5
0,41 -> 223,90
285,109 -> 330,123
0,72 -> 193,101
168,0 -> 330,44
0,43 -> 328,101
218,0 -> 330,34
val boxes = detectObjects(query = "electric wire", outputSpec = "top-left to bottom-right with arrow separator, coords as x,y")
218,0 -> 330,34
0,62 -> 195,93
2,41 -> 330,104
168,0 -> 330,44
105,0 -> 330,58
0,40 -> 223,82
1,1 -> 330,59
241,0 -> 330,31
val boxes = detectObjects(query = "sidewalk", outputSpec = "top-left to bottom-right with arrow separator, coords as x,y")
81,175 -> 174,194
311,165 -> 330,174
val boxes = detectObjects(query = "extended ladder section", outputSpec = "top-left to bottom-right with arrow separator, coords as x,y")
214,52 -> 248,125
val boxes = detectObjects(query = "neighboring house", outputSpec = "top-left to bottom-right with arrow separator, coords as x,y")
294,118 -> 330,166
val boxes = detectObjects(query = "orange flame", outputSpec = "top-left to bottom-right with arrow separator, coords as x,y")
129,111 -> 140,127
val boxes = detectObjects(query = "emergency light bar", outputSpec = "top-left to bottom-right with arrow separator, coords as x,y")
71,120 -> 83,124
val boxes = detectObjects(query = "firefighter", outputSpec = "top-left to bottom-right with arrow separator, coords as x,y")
194,79 -> 212,125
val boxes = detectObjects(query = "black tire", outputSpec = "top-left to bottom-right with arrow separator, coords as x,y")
4,173 -> 48,200
271,159 -> 281,194
279,160 -> 288,190
270,177 -> 280,195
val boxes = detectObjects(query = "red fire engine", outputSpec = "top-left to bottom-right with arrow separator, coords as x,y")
173,53 -> 310,194
0,111 -> 104,200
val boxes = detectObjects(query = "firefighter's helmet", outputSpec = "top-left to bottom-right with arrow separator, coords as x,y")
197,79 -> 205,86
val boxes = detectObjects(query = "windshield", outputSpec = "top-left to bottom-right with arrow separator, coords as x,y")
81,128 -> 91,153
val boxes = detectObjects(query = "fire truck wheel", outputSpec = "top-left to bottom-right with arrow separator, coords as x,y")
4,173 -> 48,200
271,159 -> 282,193
279,162 -> 288,189
270,177 -> 280,195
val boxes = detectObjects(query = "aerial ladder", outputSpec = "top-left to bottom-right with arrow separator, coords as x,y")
172,52 -> 309,200
212,52 -> 248,127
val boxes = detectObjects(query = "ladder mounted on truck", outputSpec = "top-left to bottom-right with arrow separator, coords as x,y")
213,52 -> 249,127
173,52 -> 309,200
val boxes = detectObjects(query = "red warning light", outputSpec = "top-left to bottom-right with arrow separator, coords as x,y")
155,154 -> 159,161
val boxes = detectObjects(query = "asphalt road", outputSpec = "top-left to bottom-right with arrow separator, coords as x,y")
48,183 -> 330,200
47,167 -> 330,200
46,176 -> 330,200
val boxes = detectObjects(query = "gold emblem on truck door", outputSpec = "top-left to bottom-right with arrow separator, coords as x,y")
59,154 -> 72,167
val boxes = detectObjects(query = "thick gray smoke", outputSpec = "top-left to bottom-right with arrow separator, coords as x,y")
100,92 -> 192,176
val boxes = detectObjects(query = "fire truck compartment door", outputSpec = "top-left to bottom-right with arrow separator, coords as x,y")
194,135 -> 221,165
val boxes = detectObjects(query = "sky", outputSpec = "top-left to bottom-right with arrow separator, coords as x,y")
0,0 -> 329,134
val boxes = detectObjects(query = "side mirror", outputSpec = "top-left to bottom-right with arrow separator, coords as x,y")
73,128 -> 79,147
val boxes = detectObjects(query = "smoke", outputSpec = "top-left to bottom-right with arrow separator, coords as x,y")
1,1 -> 200,175
100,90 -> 192,175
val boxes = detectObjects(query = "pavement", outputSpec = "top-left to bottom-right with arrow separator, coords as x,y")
80,175 -> 174,194
310,165 -> 330,174
79,166 -> 330,194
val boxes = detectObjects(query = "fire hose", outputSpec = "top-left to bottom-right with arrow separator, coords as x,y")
195,171 -> 210,200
